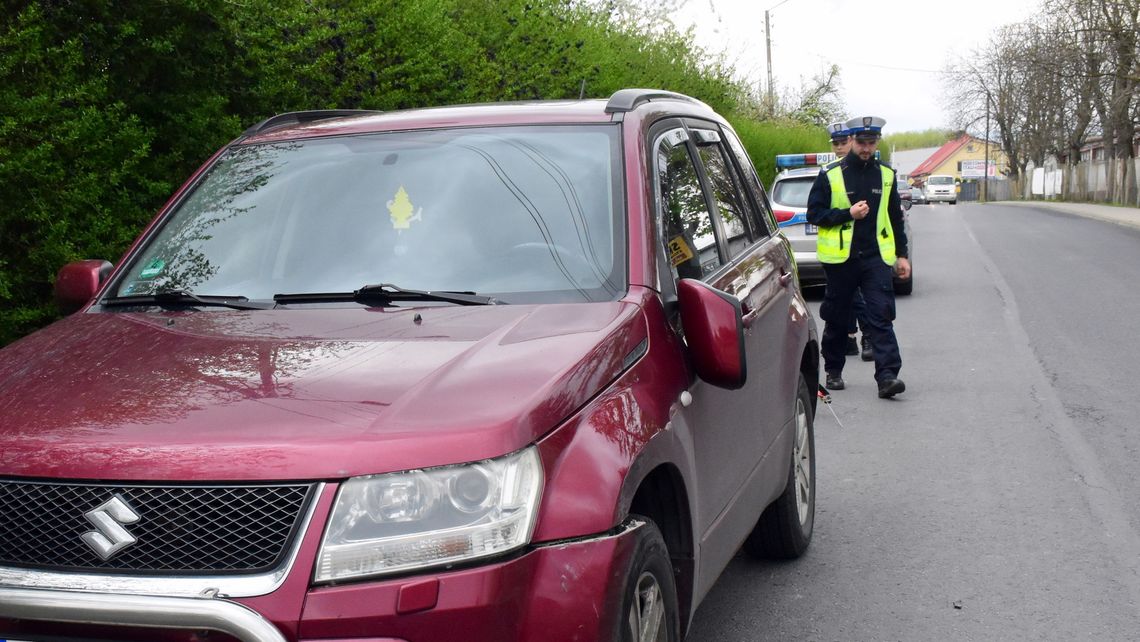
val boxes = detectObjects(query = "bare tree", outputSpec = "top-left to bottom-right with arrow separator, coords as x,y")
945,24 -> 1036,179
1046,0 -> 1139,202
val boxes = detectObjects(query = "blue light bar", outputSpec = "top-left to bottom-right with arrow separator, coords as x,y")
775,152 -> 835,168
775,150 -> 881,168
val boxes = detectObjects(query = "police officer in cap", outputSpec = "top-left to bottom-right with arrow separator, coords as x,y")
807,116 -> 910,398
826,121 -> 873,361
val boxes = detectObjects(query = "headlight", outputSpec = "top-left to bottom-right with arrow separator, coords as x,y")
315,446 -> 543,583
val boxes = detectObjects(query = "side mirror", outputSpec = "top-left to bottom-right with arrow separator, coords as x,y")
677,279 -> 746,389
54,260 -> 113,315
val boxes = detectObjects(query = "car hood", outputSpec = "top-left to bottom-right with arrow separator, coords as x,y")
0,302 -> 646,481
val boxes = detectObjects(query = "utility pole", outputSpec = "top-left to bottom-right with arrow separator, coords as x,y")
764,0 -> 791,111
983,93 -> 991,202
765,10 -> 773,107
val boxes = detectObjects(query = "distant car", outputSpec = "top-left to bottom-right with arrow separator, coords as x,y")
924,174 -> 957,204
770,161 -> 913,295
910,186 -> 926,204
897,179 -> 912,210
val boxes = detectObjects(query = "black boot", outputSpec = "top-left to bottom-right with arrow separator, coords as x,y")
826,371 -> 845,390
846,335 -> 858,356
877,378 -> 905,398
860,335 -> 873,361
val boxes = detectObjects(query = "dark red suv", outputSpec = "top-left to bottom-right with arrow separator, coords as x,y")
0,90 -> 819,642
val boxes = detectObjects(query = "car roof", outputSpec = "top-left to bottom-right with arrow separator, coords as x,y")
775,166 -> 822,180
237,91 -> 721,145
239,101 -> 614,144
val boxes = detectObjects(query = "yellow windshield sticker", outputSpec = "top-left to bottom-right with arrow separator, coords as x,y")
387,186 -> 422,230
668,235 -> 694,267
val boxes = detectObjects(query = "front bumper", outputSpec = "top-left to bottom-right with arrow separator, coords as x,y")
0,523 -> 642,642
0,587 -> 285,641
926,191 -> 955,202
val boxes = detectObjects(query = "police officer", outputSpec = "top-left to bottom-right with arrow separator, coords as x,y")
826,122 -> 872,361
807,116 -> 910,398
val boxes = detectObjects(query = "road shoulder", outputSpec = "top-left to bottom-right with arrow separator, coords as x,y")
989,200 -> 1140,231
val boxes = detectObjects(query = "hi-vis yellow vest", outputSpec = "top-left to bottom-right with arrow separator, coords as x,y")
817,163 -> 897,265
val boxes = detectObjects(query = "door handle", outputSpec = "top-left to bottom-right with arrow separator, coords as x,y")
741,299 -> 759,327
778,270 -> 793,287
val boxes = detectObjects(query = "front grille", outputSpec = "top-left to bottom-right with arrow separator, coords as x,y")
0,480 -> 314,574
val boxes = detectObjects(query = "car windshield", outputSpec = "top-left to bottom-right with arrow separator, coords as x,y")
928,176 -> 954,185
771,176 -> 815,208
113,125 -> 625,304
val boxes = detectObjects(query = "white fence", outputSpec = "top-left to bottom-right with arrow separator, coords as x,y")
1026,158 -> 1140,206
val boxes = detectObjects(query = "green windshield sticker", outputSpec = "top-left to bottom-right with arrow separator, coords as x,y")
139,258 -> 165,279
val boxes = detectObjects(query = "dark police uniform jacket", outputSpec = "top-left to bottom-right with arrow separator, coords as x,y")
805,151 -> 908,263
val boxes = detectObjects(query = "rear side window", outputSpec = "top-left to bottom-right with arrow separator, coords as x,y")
772,176 -> 815,208
656,130 -> 723,280
693,137 -> 752,260
720,128 -> 775,237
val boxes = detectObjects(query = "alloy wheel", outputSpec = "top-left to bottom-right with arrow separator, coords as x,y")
627,570 -> 667,642
793,396 -> 813,525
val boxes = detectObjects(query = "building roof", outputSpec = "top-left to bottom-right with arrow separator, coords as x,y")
909,134 -> 971,178
890,146 -> 941,177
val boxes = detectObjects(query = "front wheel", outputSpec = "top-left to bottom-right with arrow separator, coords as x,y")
743,375 -> 816,559
617,517 -> 680,642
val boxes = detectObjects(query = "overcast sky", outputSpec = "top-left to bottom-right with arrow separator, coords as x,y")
668,0 -> 1042,134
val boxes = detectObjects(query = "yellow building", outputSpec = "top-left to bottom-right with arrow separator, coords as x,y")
909,134 -> 1008,185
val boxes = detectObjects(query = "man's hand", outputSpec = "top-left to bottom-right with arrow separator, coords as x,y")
849,200 -> 869,219
895,257 -> 911,280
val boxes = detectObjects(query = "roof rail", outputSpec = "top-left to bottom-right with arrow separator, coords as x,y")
241,109 -> 384,137
604,89 -> 701,114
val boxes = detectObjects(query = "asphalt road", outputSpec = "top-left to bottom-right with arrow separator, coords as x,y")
686,202 -> 1140,641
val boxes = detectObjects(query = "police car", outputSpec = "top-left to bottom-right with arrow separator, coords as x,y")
770,152 -> 913,295
769,153 -> 833,286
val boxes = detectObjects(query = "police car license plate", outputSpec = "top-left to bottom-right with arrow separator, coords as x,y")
804,223 -> 818,235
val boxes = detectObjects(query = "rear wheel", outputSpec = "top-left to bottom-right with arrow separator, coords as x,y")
744,375 -> 816,559
618,517 -> 679,642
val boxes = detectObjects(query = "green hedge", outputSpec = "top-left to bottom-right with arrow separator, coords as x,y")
0,0 -> 806,345
728,117 -> 831,188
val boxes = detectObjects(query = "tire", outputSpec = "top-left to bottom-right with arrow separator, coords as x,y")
950,200 -> 957,205
744,375 -> 816,559
617,517 -> 680,642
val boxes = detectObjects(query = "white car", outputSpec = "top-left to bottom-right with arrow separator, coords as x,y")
924,174 -> 957,204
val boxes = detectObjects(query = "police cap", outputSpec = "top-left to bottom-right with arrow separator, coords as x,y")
827,121 -> 850,140
845,115 -> 886,141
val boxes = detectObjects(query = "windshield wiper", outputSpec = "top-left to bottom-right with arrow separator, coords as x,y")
102,290 -> 275,310
273,283 -> 502,306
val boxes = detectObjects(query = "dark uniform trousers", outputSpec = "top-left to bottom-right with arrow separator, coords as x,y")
820,250 -> 901,382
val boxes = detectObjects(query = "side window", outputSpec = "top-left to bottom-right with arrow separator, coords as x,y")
692,128 -> 754,260
656,129 -> 723,280
721,127 -> 777,236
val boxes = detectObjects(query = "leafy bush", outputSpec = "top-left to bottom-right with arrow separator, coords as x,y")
728,117 -> 829,188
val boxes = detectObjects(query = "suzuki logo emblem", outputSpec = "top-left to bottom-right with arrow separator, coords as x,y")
81,494 -> 140,560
